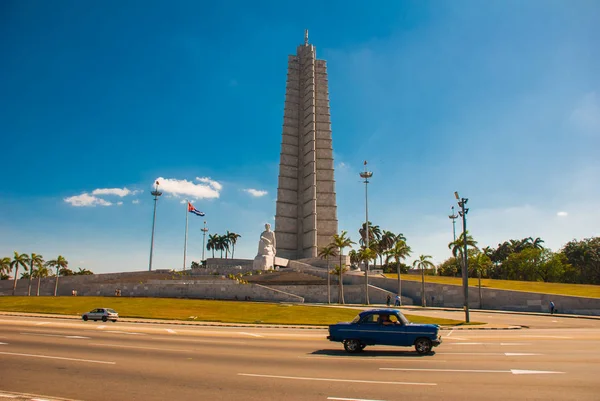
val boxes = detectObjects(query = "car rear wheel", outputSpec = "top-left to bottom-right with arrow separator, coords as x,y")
102,316 -> 108,322
415,338 -> 432,355
343,339 -> 363,353
82,315 -> 88,321
112,319 -> 117,322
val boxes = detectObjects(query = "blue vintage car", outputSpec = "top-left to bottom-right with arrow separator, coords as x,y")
327,309 -> 442,354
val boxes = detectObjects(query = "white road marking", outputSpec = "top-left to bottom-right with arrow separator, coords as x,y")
0,394 -> 18,398
238,373 -> 436,386
20,333 -> 90,339
380,368 -> 563,375
104,330 -> 146,335
31,398 -> 51,401
35,322 -> 50,326
500,343 -> 531,346
437,352 -> 519,356
518,335 -> 572,339
0,342 -> 7,345
505,353 -> 542,356
300,356 -> 446,362
91,343 -> 187,352
0,351 -> 115,365
328,397 -> 387,401
238,332 -> 264,337
166,329 -> 176,334
446,330 -> 453,337
444,336 -> 469,340
451,342 -> 484,345
97,325 -> 106,329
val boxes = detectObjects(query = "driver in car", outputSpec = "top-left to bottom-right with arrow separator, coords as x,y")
379,315 -> 395,325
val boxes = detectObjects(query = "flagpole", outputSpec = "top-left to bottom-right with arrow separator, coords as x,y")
183,201 -> 188,271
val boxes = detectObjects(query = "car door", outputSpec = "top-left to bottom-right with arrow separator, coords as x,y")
382,314 -> 412,346
90,309 -> 102,320
355,313 -> 385,345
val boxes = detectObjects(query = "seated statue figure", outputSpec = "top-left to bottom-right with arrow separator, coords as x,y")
254,223 -> 276,270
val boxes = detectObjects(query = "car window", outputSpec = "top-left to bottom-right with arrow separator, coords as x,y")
351,314 -> 361,324
107,309 -> 117,313
360,314 -> 380,324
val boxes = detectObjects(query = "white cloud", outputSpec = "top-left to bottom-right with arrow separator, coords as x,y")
132,200 -> 140,204
196,177 -> 223,191
64,193 -> 112,207
557,211 -> 568,217
569,92 -> 600,135
117,201 -> 123,206
244,188 -> 268,197
153,177 -> 221,199
92,187 -> 137,197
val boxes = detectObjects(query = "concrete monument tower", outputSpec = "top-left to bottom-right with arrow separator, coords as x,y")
275,31 -> 338,260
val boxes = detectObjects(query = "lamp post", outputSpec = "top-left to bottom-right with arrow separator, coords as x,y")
201,221 -> 209,262
149,181 -> 162,271
448,206 -> 458,243
360,160 -> 373,305
455,191 -> 470,323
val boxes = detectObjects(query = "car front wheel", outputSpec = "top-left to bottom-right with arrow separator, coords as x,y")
343,339 -> 363,353
102,316 -> 108,322
415,338 -> 432,355
82,315 -> 88,321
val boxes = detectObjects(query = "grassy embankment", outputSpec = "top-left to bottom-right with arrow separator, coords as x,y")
383,274 -> 600,298
0,297 -> 471,326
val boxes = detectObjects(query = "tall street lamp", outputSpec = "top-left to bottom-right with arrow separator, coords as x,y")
360,160 -> 373,305
448,206 -> 458,243
455,191 -> 470,323
149,181 -> 162,271
201,221 -> 209,262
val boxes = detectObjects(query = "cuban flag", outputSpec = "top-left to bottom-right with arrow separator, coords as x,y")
188,202 -> 205,216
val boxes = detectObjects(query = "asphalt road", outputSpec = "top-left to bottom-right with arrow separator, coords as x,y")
1,313 -> 599,401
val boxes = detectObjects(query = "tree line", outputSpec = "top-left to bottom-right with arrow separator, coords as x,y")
0,252 -> 93,296
441,235 -> 600,285
205,231 -> 242,259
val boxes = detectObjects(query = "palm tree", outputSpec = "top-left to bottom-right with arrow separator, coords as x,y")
379,231 -> 397,267
207,234 -> 219,258
449,231 -> 478,277
75,267 -> 93,275
330,264 -> 349,304
330,231 -> 355,304
318,244 -> 337,304
348,249 -> 359,267
35,264 -> 51,296
10,252 -> 29,296
413,255 -> 435,307
530,237 -> 545,250
227,232 -> 242,258
358,222 -> 382,247
46,255 -> 68,296
1,257 -> 11,280
216,234 -> 229,259
28,253 -> 44,296
357,246 -> 377,304
386,240 -> 412,301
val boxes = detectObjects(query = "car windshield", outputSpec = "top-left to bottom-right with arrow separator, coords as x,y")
107,309 -> 117,313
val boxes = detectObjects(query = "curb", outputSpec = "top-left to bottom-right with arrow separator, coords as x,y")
0,311 -> 520,330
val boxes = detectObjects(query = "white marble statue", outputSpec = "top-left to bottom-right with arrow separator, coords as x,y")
253,223 -> 276,270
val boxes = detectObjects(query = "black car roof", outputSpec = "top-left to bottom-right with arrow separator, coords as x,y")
359,308 -> 401,316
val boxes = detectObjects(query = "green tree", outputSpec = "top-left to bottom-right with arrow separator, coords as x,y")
348,249 -> 359,267
561,237 -> 600,284
386,240 -> 412,301
358,222 -> 382,247
74,267 -> 93,275
46,255 -> 68,296
1,257 -> 11,280
318,244 -> 337,304
227,231 -> 242,258
10,252 -> 30,296
413,255 -> 434,307
207,234 -> 218,258
27,253 -> 44,296
357,246 -> 377,304
448,231 -> 478,277
330,231 -> 355,304
34,264 -> 51,296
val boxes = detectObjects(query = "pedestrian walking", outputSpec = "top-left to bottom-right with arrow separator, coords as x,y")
550,301 -> 555,314
386,294 -> 391,307
394,294 -> 401,307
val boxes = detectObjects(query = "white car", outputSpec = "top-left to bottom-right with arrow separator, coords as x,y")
82,308 -> 118,322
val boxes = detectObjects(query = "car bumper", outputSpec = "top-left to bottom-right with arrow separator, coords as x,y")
432,337 -> 442,347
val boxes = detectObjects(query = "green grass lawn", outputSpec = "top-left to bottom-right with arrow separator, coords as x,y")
0,297 -> 469,326
383,274 -> 600,298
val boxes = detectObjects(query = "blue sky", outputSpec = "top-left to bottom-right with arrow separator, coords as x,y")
1,0 -> 599,273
